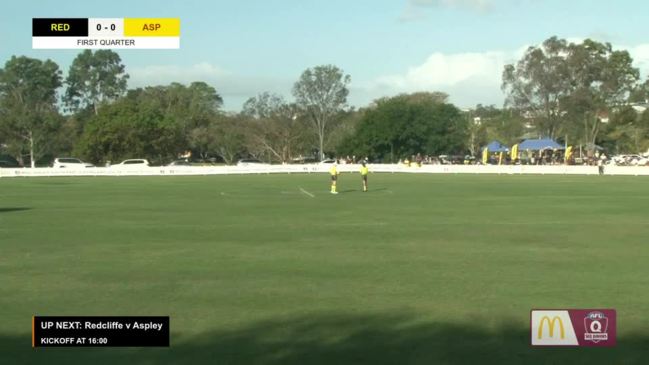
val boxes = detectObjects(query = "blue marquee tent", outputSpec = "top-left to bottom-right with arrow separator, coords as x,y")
518,138 -> 564,150
484,140 -> 509,152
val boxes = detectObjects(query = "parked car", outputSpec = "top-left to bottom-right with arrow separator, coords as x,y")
633,156 -> 649,166
0,159 -> 20,168
319,159 -> 336,164
52,157 -> 94,168
439,155 -> 465,165
236,159 -> 268,166
111,159 -> 150,168
291,156 -> 318,164
611,154 -> 647,166
463,155 -> 477,165
166,160 -> 192,166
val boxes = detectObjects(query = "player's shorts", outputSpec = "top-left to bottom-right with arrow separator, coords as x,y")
362,175 -> 367,181
331,175 -> 337,181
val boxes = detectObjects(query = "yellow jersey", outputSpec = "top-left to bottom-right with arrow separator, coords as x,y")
329,165 -> 338,176
360,166 -> 368,176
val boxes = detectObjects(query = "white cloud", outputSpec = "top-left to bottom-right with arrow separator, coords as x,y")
358,41 -> 649,109
400,0 -> 492,21
129,62 -> 230,87
364,47 -> 526,108
125,41 -> 649,112
376,51 -> 507,88
128,63 -> 294,111
626,44 -> 649,78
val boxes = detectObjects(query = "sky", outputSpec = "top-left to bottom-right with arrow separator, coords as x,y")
2,0 -> 649,111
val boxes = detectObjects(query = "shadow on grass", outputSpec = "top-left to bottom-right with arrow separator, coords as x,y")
3,313 -> 647,364
0,207 -> 31,213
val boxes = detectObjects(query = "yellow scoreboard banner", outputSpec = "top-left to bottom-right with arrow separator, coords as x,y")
124,18 -> 180,37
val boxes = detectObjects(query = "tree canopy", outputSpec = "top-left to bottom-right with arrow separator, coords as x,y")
503,36 -> 640,151
341,93 -> 467,162
64,50 -> 129,114
0,56 -> 62,167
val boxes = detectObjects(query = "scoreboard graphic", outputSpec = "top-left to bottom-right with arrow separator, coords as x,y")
32,18 -> 180,49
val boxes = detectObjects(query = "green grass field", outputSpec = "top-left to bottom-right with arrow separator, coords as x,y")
2,173 -> 649,364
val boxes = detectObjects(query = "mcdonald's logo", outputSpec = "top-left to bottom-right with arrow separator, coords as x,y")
537,316 -> 564,339
530,310 -> 578,346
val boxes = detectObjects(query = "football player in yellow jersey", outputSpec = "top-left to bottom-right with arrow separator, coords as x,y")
329,161 -> 339,194
360,162 -> 369,192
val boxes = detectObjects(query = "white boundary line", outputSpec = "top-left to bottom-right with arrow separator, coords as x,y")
299,187 -> 315,198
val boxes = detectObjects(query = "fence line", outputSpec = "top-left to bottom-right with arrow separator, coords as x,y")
2,164 -> 649,177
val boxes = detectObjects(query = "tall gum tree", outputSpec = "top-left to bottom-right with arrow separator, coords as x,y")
293,65 -> 350,160
0,56 -> 62,167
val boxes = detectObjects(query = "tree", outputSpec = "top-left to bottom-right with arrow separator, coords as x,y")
629,78 -> 649,103
373,91 -> 449,106
486,110 -> 526,146
465,114 -> 487,157
467,105 -> 525,149
329,108 -> 365,158
213,114 -> 247,164
607,106 -> 649,153
75,89 -> 184,164
0,56 -> 62,167
502,37 -> 572,139
188,121 -> 220,162
74,82 -> 224,164
242,92 -> 307,163
503,37 -> 641,153
242,91 -> 284,120
341,93 -> 467,162
464,104 -> 501,156
143,82 -> 222,130
64,50 -> 129,115
562,40 -> 639,150
293,65 -> 350,160
140,82 -> 223,157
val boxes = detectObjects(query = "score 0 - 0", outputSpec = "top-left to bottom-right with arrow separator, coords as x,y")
88,18 -> 123,37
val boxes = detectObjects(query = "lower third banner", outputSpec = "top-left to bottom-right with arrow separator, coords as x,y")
32,316 -> 169,347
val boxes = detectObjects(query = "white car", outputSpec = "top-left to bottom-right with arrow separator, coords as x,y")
111,159 -> 150,169
612,154 -> 644,166
52,157 -> 94,168
635,157 -> 649,166
236,159 -> 268,166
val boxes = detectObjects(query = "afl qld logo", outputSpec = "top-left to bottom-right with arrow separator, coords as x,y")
584,311 -> 608,343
